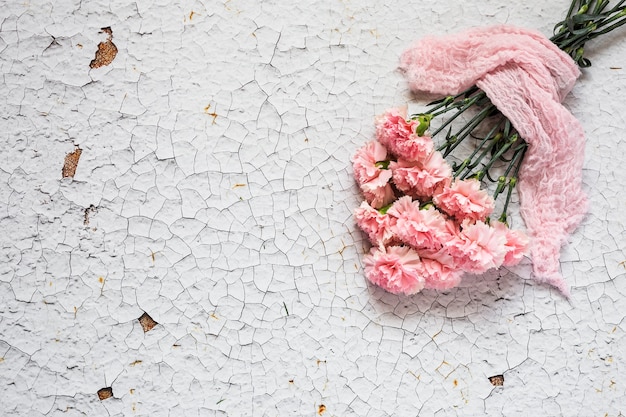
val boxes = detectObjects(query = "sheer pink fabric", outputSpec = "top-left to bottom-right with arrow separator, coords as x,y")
400,25 -> 587,296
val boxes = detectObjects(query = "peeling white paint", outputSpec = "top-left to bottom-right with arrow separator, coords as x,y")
1,0 -> 625,416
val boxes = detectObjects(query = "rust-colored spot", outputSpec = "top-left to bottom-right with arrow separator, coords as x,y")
138,312 -> 158,332
407,370 -> 420,380
90,27 -> 118,69
316,359 -> 326,366
98,277 -> 104,284
232,183 -> 246,189
210,313 -> 219,320
189,11 -> 195,20
318,404 -> 326,415
288,379 -> 294,384
97,387 -> 113,400
130,389 -> 135,394
453,379 -> 458,387
0,357 -> 4,363
204,104 -> 218,124
77,43 -> 83,48
130,360 -> 143,366
488,375 -> 504,386
62,148 -> 82,178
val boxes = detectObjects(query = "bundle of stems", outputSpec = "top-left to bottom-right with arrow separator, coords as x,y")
411,0 -> 626,223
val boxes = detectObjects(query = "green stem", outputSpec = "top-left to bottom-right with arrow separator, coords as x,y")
442,104 -> 496,158
498,145 -> 527,223
453,117 -> 506,178
462,134 -> 517,181
431,93 -> 487,138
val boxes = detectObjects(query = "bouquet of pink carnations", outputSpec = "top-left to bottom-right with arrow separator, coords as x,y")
354,0 -> 626,296
353,109 -> 528,295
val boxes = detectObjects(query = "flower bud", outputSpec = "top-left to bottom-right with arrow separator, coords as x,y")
574,47 -> 584,62
415,114 -> 432,136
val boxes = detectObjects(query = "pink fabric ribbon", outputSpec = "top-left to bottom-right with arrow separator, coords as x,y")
400,25 -> 588,296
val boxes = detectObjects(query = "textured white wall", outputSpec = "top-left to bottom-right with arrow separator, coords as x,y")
1,0 -> 625,416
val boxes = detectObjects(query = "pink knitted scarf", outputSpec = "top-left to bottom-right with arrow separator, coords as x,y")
400,25 -> 588,296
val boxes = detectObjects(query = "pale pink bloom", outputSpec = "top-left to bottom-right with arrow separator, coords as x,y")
388,196 -> 455,252
420,256 -> 464,290
364,245 -> 425,295
447,220 -> 507,274
352,140 -> 390,186
375,107 -> 433,162
352,141 -> 395,208
493,221 -> 530,266
433,178 -> 494,222
362,184 -> 395,209
354,201 -> 398,246
391,152 -> 452,199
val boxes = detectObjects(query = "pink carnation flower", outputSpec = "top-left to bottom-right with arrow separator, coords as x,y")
391,152 -> 452,199
352,141 -> 395,208
375,108 -> 433,162
420,255 -> 464,290
433,178 -> 495,222
364,245 -> 425,295
388,196 -> 455,252
493,221 -> 530,266
354,201 -> 398,246
447,220 -> 507,274
362,184 -> 395,210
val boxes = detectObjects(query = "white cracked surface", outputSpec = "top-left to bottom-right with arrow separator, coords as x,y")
1,0 -> 625,416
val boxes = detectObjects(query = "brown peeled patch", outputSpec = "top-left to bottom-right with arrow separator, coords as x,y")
62,148 -> 82,178
488,375 -> 504,386
138,312 -> 158,332
97,387 -> 113,400
90,27 -> 118,69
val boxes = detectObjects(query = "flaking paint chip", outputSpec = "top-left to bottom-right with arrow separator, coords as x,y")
90,27 -> 118,69
62,148 -> 82,178
138,312 -> 158,332
97,387 -> 113,400
84,204 -> 97,225
488,375 -> 504,386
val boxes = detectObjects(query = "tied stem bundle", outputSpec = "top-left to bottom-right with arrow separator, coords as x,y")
353,0 -> 626,297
